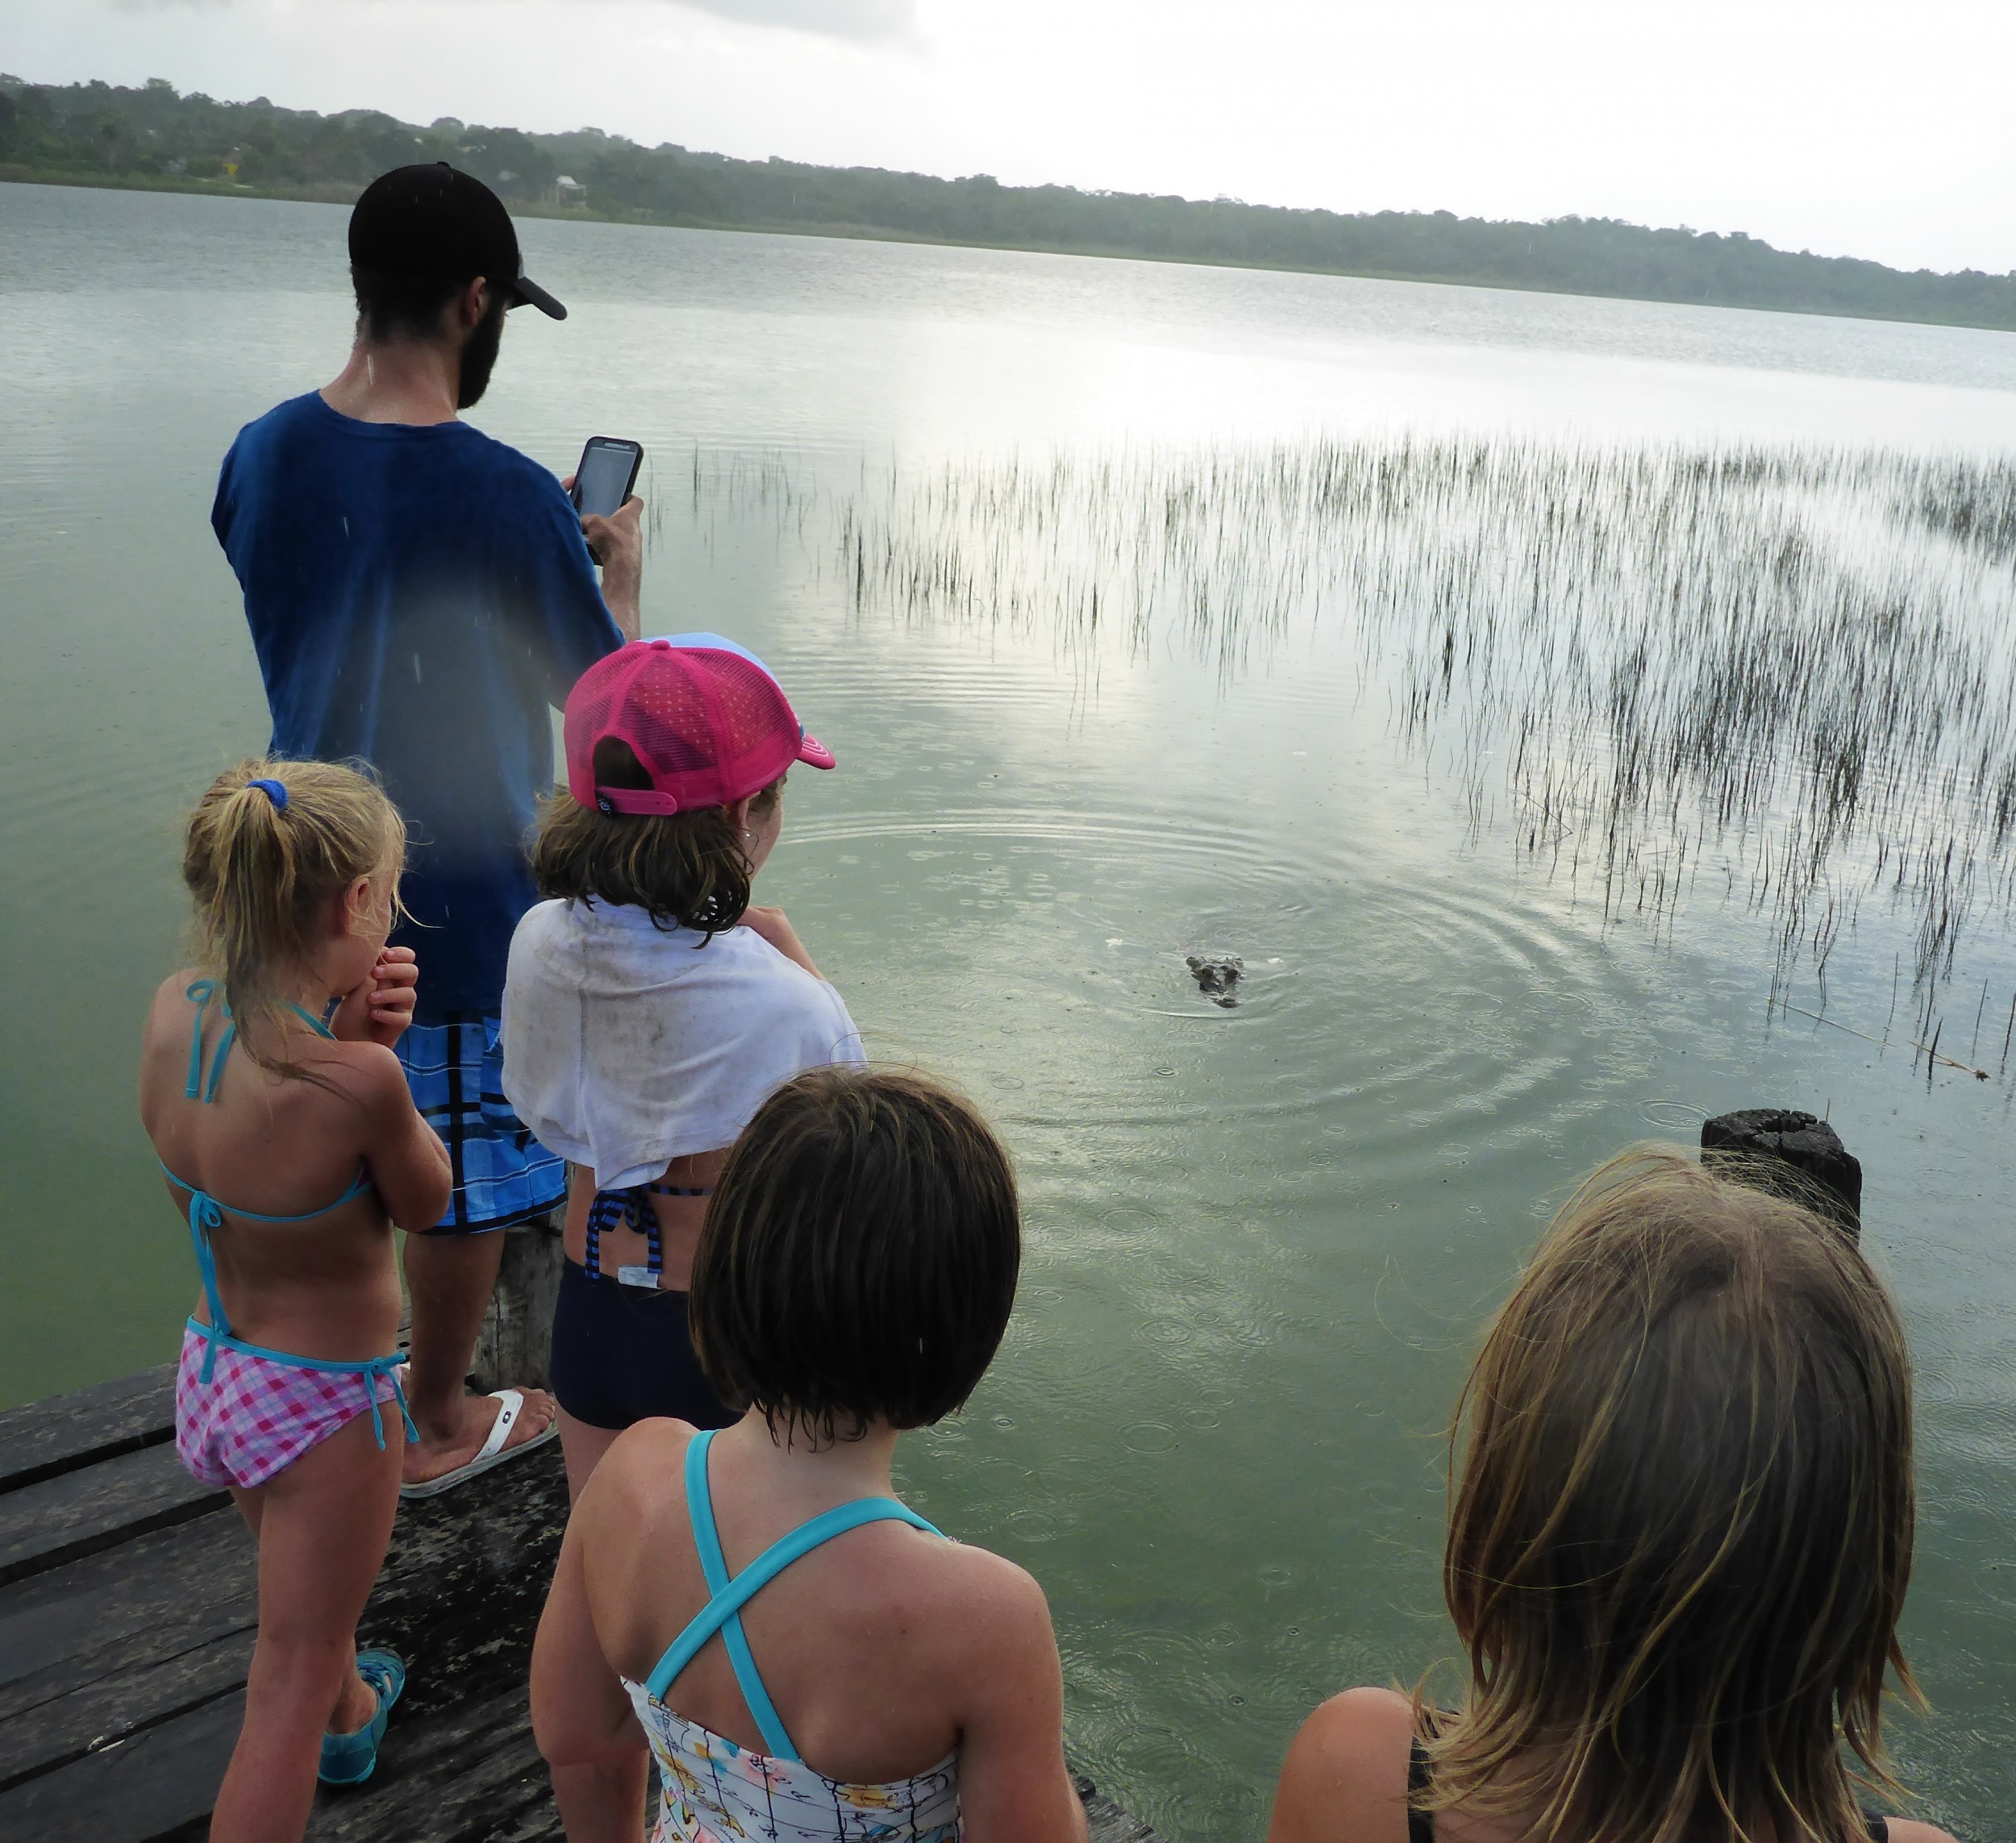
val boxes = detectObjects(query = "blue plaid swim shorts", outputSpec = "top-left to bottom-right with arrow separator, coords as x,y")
397,1012 -> 566,1234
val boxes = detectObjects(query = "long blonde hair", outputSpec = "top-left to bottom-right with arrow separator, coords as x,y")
181,758 -> 406,1076
1423,1145 -> 1916,1843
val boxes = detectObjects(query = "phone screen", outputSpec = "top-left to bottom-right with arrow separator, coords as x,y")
574,442 -> 638,518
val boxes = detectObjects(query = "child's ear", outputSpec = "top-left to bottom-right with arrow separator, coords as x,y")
339,875 -> 376,935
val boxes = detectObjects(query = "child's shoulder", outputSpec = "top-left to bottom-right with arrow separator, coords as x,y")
511,897 -> 685,961
577,1417 -> 699,1531
150,967 -> 204,1017
140,972 -> 202,1085
1272,1688 -> 1414,1838
908,1526 -> 1057,1652
317,1036 -> 413,1109
509,897 -> 574,952
1285,1685 -> 1414,1769
1268,1688 -> 1415,1843
145,969 -> 236,1053
262,1026 -> 409,1119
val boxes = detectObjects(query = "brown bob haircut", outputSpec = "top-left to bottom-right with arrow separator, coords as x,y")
1423,1146 -> 1917,1843
690,1067 -> 1021,1446
530,738 -> 781,936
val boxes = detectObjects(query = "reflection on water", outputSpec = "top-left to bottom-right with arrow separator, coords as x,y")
4,183 -> 2016,1839
820,442 -> 2016,1022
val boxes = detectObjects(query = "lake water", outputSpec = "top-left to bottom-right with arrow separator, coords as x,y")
5,181 -> 2016,1838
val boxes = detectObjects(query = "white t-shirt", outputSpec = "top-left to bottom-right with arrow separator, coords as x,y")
501,899 -> 866,1190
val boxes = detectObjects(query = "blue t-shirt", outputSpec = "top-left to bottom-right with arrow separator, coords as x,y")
213,393 -> 623,1015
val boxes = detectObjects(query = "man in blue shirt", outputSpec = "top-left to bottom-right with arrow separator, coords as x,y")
213,164 -> 640,1492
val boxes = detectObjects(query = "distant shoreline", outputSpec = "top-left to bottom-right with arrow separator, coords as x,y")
9,165 -> 2014,340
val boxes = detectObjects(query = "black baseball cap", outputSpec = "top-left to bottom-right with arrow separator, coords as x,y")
348,162 -> 566,320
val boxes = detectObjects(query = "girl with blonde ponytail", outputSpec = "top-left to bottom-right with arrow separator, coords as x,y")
140,758 -> 452,1839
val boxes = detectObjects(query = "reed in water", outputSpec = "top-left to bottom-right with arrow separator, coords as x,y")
690,436 -> 2016,1050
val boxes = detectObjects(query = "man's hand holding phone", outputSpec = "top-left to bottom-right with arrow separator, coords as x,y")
572,489 -> 641,570
563,435 -> 645,640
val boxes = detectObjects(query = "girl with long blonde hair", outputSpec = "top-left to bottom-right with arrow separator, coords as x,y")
1269,1147 -> 1956,1843
140,758 -> 450,1838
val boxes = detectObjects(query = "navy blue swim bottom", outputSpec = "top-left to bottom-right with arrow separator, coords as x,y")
549,1258 -> 737,1433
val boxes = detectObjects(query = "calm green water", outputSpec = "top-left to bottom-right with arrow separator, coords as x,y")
5,182 -> 2016,1838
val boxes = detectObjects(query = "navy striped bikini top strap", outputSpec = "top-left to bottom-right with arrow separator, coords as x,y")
584,1185 -> 656,1281
643,1429 -> 945,1762
1406,1728 -> 1435,1843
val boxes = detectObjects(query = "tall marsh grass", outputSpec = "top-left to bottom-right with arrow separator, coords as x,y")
697,438 -> 2016,1030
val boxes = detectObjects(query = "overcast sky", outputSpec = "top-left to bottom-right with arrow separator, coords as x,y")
5,0 -> 2013,274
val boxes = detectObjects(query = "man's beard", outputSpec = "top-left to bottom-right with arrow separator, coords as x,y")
456,298 -> 507,409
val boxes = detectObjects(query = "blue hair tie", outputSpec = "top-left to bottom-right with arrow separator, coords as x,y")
248,777 -> 289,812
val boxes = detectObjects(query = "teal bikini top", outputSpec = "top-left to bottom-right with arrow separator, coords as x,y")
159,981 -> 373,1355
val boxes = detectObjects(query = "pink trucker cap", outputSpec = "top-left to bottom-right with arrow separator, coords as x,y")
564,637 -> 835,817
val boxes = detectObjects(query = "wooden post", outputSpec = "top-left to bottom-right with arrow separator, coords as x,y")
469,1215 -> 565,1394
1700,1109 -> 1862,1240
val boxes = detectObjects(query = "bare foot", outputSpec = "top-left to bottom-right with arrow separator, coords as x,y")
402,1387 -> 557,1487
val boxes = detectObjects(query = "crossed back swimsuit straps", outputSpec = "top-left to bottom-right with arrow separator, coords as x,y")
619,1428 -> 963,1843
1403,1730 -> 1891,1843
584,1179 -> 712,1288
160,980 -> 417,1450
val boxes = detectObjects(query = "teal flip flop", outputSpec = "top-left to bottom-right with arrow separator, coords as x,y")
317,1649 -> 406,1787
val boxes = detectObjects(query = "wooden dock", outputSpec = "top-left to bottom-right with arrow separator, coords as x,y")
0,1364 -> 1160,1841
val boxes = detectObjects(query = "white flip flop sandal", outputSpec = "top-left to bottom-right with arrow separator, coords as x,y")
398,1388 -> 557,1500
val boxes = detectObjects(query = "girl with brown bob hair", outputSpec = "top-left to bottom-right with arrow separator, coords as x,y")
1269,1146 -> 1956,1843
502,637 -> 864,1499
531,1067 -> 1088,1843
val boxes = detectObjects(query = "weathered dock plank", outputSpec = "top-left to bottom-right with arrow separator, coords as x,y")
0,1691 -> 245,1843
348,1446 -> 569,1724
0,1366 -> 175,1493
0,1442 -> 227,1590
0,1514 -> 255,1728
0,1373 -> 1162,1842
1078,1779 -> 1166,1842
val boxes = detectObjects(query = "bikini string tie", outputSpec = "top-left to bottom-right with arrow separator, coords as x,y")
360,1354 -> 419,1450
187,1191 -> 228,1383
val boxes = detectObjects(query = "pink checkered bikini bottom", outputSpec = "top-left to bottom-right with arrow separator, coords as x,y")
174,1320 -> 413,1491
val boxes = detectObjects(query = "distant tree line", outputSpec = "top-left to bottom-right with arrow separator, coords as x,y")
5,73 -> 2014,334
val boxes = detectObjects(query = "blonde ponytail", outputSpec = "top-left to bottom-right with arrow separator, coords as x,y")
181,758 -> 406,1077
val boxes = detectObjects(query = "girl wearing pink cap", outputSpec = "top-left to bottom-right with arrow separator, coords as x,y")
502,636 -> 864,1496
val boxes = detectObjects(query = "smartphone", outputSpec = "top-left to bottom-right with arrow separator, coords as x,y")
571,436 -> 644,519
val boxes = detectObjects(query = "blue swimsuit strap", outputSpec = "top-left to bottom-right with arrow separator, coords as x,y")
182,980 -> 338,1097
643,1428 -> 945,1762
183,979 -> 236,1102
